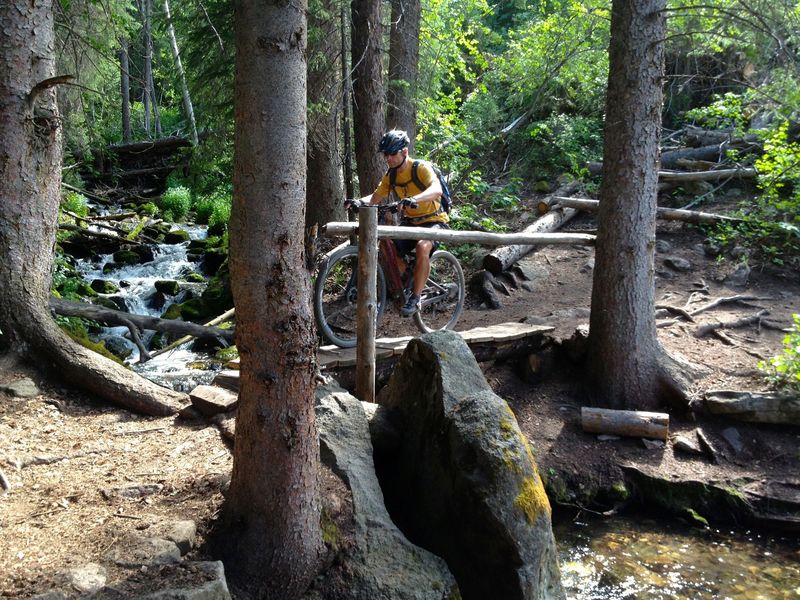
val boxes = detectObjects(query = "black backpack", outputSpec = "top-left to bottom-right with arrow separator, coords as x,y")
389,160 -> 452,213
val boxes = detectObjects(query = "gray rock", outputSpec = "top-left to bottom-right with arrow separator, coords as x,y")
315,383 -> 458,600
579,258 -> 595,273
377,331 -> 564,600
729,246 -> 750,260
30,593 -> 68,600
108,536 -> 181,567
725,263 -> 750,287
663,256 -> 692,272
655,240 -> 672,253
151,520 -> 197,555
0,377 -> 40,398
722,427 -> 745,454
60,562 -> 107,593
141,561 -> 232,599
672,434 -> 703,455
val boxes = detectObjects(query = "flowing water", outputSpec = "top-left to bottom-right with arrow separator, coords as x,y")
73,216 -> 800,596
556,514 -> 800,599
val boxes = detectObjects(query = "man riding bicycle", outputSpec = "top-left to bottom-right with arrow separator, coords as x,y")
350,129 -> 449,316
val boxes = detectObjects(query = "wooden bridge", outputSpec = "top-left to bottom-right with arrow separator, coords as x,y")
201,322 -> 553,396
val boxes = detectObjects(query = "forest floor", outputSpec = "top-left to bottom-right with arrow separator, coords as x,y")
1,190 -> 799,597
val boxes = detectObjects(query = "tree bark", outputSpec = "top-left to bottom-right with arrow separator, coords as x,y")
214,0 -> 324,595
351,0 -> 386,194
306,0 -> 345,230
386,0 -> 421,151
163,0 -> 198,145
587,0 -> 678,411
0,0 -> 187,418
119,38 -> 132,143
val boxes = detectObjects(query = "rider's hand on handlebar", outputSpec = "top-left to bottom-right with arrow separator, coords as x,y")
344,198 -> 364,210
402,196 -> 418,209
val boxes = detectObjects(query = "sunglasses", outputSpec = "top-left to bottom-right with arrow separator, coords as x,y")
383,150 -> 401,157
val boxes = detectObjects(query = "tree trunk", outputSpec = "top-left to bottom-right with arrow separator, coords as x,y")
119,38 -> 132,143
340,0 -> 355,199
386,0 -> 421,151
163,0 -> 198,145
587,0 -> 676,411
0,0 -> 187,418
306,0 -> 345,230
214,0 -> 323,595
351,0 -> 386,194
139,0 -> 152,136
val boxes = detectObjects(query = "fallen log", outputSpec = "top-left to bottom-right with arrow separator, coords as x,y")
148,307 -> 236,360
49,298 -> 234,345
552,197 -> 739,225
657,167 -> 757,182
482,206 -> 580,274
535,181 -> 582,214
57,223 -> 146,246
581,406 -> 669,440
702,390 -> 800,425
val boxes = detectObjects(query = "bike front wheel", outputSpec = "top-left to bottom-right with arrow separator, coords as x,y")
314,245 -> 387,348
412,250 -> 465,334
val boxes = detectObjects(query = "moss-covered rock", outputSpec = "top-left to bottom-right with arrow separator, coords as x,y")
164,229 -> 190,244
90,279 -> 120,294
161,303 -> 183,320
184,272 -> 205,283
200,262 -> 232,315
155,280 -> 180,296
112,249 -> 141,265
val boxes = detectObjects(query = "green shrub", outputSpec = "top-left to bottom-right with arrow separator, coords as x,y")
194,188 -> 232,234
758,314 -> 800,394
60,191 -> 90,218
160,186 -> 192,222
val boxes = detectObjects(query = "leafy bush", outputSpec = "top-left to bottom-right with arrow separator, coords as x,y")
60,191 -> 90,218
759,314 -> 800,393
194,187 -> 232,235
682,92 -> 749,133
523,114 -> 604,178
160,186 -> 192,222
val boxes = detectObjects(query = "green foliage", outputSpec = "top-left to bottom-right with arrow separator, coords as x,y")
524,114 -> 603,177
450,203 -> 506,232
759,314 -> 800,393
160,186 -> 192,222
682,92 -> 749,133
194,187 -> 232,234
489,179 -> 523,212
60,191 -> 90,219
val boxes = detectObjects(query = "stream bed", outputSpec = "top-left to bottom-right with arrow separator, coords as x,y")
555,514 -> 799,599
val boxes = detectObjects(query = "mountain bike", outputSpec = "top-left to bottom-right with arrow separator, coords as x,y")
313,201 -> 466,348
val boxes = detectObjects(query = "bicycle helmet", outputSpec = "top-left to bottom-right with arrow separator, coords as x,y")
378,129 -> 410,154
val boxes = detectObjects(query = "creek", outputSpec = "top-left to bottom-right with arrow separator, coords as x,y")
72,216 -> 799,597
555,514 -> 799,599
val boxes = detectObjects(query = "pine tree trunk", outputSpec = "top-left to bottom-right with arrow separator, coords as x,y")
119,38 -> 132,143
386,0 -> 421,151
306,0 -> 345,230
216,0 -> 324,595
587,0 -> 668,411
351,0 -> 386,194
0,0 -> 186,417
163,0 -> 198,145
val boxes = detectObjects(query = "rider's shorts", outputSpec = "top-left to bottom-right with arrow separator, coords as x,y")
394,222 -> 449,258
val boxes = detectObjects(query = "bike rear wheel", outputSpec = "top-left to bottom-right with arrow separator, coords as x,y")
412,250 -> 465,334
314,245 -> 386,348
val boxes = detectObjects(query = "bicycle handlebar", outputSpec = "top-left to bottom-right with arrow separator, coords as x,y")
344,198 -> 417,212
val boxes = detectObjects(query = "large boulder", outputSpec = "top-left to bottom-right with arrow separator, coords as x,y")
315,383 -> 458,600
375,330 -> 564,600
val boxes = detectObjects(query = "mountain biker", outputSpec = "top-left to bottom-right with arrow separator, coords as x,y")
349,129 -> 449,316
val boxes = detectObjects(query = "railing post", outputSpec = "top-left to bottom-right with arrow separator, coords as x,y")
355,206 -> 377,403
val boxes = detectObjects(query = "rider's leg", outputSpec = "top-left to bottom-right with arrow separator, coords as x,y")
412,239 -> 433,296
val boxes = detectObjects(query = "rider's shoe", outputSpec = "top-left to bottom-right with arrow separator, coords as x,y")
400,293 -> 421,316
